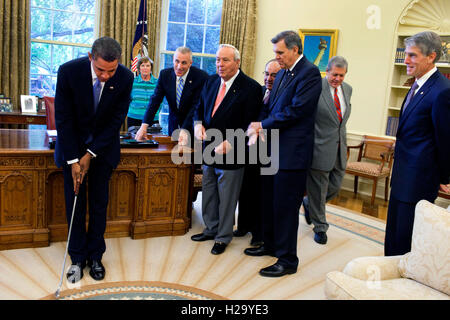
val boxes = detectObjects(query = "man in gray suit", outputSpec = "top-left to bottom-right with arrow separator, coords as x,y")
303,56 -> 352,245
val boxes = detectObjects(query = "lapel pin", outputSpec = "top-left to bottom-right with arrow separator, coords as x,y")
420,92 -> 423,95
109,86 -> 114,90
189,80 -> 192,84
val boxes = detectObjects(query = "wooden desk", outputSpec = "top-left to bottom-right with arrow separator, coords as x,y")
0,129 -> 193,250
0,112 -> 46,125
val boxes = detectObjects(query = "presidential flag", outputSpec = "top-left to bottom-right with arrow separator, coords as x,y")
131,0 -> 148,72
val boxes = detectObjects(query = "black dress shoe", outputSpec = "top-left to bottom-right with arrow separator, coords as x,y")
233,229 -> 248,237
66,261 -> 85,283
303,197 -> 312,225
250,238 -> 264,246
244,246 -> 275,257
314,232 -> 328,245
191,233 -> 215,241
259,263 -> 297,277
88,260 -> 105,281
211,242 -> 227,255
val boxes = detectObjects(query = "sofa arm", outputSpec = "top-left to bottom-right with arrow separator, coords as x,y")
343,256 -> 403,281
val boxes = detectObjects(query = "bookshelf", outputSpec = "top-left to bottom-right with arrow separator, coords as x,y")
384,0 -> 450,137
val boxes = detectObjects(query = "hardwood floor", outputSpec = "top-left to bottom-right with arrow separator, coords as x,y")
328,189 -> 388,221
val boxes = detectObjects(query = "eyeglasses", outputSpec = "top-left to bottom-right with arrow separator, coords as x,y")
263,71 -> 278,78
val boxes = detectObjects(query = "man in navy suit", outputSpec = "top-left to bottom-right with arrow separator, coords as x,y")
385,31 -> 450,256
245,31 -> 322,277
135,46 -> 208,140
54,37 -> 134,282
189,44 -> 262,255
234,59 -> 280,246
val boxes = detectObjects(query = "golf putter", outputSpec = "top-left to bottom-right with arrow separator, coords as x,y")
55,176 -> 81,298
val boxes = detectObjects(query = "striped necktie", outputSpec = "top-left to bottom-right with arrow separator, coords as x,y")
176,77 -> 184,108
93,78 -> 101,112
334,88 -> 343,122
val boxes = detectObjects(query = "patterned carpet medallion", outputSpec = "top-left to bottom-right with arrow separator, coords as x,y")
43,281 -> 227,300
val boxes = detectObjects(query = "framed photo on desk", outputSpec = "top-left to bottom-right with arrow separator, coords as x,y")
20,95 -> 39,114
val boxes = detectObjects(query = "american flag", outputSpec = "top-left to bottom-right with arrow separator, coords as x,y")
131,0 -> 148,73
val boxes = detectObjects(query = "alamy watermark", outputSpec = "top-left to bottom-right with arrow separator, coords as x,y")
170,122 -> 279,175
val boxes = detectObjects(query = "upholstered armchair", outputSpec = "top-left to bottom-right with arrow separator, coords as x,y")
346,135 -> 395,206
325,200 -> 450,300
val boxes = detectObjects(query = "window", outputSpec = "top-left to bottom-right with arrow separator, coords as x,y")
30,0 -> 97,97
160,0 -> 223,75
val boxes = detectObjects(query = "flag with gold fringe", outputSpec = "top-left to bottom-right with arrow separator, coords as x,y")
131,0 -> 148,73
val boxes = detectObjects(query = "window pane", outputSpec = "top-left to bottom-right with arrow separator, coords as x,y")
75,0 -> 95,14
73,46 -> 90,59
192,56 -> 201,69
166,23 -> 185,51
207,0 -> 222,25
168,0 -> 187,22
186,25 -> 204,53
204,26 -> 219,54
54,0 -> 75,10
30,75 -> 53,97
72,13 -> 95,44
161,53 -> 174,70
31,8 -> 52,40
31,0 -> 51,8
53,11 -> 74,42
52,44 -> 74,74
202,56 -> 217,75
188,0 -> 205,24
30,42 -> 52,75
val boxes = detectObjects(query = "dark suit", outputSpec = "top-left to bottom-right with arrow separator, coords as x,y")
259,57 -> 322,269
385,70 -> 450,256
194,70 -> 262,244
236,85 -> 267,241
54,57 -> 133,264
142,66 -> 208,135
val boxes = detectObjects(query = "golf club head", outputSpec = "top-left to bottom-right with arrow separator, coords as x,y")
66,264 -> 82,284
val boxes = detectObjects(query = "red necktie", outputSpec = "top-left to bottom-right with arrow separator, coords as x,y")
212,82 -> 226,117
334,88 -> 342,122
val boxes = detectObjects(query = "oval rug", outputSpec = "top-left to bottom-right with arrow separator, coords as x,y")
42,281 -> 227,300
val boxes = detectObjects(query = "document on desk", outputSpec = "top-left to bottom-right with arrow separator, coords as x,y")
47,130 -> 57,137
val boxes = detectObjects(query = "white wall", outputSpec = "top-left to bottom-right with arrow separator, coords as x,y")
254,0 -> 412,136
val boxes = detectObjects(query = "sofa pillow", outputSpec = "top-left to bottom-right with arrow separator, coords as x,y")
399,200 -> 450,295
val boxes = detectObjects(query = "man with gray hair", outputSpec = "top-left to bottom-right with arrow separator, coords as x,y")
302,56 -> 352,245
245,30 -> 322,277
385,31 -> 450,256
135,46 -> 208,140
190,44 -> 262,255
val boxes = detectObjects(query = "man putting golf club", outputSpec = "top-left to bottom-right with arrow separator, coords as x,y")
54,36 -> 133,291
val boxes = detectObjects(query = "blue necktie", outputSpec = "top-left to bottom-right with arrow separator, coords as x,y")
93,78 -> 101,112
402,81 -> 419,114
176,78 -> 184,108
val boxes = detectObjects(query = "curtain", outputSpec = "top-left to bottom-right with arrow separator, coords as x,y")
219,0 -> 257,77
99,0 -> 162,70
0,0 -> 30,111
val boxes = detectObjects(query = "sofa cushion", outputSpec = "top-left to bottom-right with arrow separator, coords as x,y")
325,271 -> 449,300
398,200 -> 450,295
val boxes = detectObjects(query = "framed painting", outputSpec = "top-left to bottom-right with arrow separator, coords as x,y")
298,29 -> 339,76
438,35 -> 450,64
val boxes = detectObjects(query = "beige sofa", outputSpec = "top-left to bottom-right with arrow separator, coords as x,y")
325,200 -> 449,300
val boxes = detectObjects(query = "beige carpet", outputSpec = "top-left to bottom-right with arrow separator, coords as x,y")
0,194 -> 384,300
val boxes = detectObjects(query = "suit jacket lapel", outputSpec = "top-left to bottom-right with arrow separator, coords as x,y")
398,71 -> 439,133
270,58 -> 305,111
341,83 -> 351,124
210,73 -> 241,122
321,78 -> 340,125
